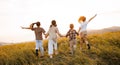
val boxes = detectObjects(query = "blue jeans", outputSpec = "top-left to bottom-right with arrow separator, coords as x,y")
36,40 -> 44,56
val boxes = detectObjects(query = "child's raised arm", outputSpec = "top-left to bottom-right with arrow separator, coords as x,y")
88,14 -> 97,22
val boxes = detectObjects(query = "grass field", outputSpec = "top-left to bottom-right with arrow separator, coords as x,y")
0,31 -> 120,65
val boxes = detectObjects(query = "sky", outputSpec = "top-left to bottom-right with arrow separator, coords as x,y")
0,0 -> 120,43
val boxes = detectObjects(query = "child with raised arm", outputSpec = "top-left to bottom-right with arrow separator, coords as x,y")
21,21 -> 45,57
66,24 -> 79,55
78,14 -> 97,50
45,20 -> 62,58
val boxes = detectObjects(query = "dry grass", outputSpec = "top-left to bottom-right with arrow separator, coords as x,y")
0,31 -> 120,65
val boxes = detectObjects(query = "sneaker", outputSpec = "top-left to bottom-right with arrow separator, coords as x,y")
69,51 -> 73,55
87,44 -> 90,49
36,49 -> 38,56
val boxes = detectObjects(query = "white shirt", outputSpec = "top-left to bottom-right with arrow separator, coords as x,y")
80,21 -> 89,32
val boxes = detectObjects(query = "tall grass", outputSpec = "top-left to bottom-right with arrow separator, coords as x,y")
0,31 -> 120,65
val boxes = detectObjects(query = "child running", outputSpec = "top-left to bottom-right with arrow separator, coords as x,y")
45,20 -> 63,58
66,24 -> 79,55
78,14 -> 97,50
21,21 -> 45,57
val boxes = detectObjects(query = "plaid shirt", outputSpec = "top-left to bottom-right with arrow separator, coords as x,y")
66,29 -> 79,41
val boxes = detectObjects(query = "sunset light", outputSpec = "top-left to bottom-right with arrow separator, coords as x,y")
0,0 -> 120,42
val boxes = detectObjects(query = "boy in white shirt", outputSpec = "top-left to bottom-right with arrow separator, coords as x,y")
78,14 -> 97,50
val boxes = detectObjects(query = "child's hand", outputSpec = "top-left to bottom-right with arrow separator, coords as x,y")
61,35 -> 66,37
21,26 -> 25,29
45,34 -> 49,38
94,14 -> 97,17
59,34 -> 66,37
45,35 -> 47,38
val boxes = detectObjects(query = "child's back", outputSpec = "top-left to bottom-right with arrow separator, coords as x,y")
66,24 -> 79,55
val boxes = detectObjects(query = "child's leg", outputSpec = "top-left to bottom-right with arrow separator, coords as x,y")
84,35 -> 90,49
48,40 -> 54,58
35,40 -> 39,56
73,39 -> 77,51
80,38 -> 84,50
80,32 -> 84,50
70,40 -> 74,55
53,41 -> 58,55
39,40 -> 44,56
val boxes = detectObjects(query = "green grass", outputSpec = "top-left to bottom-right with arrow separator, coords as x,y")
0,31 -> 120,65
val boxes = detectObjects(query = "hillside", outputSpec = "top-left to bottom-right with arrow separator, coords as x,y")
0,31 -> 120,65
0,42 -> 7,46
88,26 -> 120,34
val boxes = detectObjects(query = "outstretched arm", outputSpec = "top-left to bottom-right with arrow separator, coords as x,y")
21,26 -> 31,29
21,23 -> 35,30
88,14 -> 97,22
58,32 -> 64,37
56,28 -> 64,37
